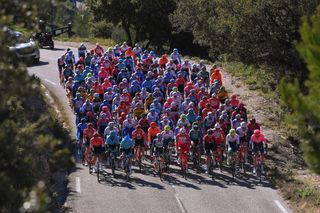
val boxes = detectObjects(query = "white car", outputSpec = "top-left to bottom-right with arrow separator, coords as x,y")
9,31 -> 40,63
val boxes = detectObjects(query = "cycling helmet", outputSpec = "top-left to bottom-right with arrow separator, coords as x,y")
164,125 -> 171,131
193,124 -> 199,129
229,128 -> 236,135
215,123 -> 221,129
151,122 -> 157,127
180,127 -> 186,134
196,116 -> 202,121
241,122 -> 247,128
94,132 -> 100,137
81,118 -> 86,122
173,48 -> 178,53
136,125 -> 141,129
207,129 -> 213,135
181,114 -> 187,119
88,123 -> 93,127
254,129 -> 261,136
109,122 -> 115,127
235,114 -> 241,119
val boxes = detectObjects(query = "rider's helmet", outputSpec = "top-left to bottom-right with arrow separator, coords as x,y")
164,125 -> 171,131
88,123 -> 93,127
215,123 -> 221,129
193,124 -> 198,129
180,114 -> 187,120
136,125 -> 141,129
241,122 -> 247,128
229,128 -> 236,136
151,122 -> 157,127
254,129 -> 261,136
180,127 -> 186,134
235,114 -> 241,119
207,129 -> 213,135
173,48 -> 178,53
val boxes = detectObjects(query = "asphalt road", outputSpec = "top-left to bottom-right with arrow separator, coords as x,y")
27,42 -> 292,213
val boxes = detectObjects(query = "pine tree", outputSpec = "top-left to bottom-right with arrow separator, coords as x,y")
280,7 -> 320,174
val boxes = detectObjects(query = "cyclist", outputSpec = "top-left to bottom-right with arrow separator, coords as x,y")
176,127 -> 191,165
90,132 -> 105,173
105,130 -> 120,166
57,54 -> 66,83
132,125 -> 147,162
189,123 -> 203,160
120,135 -> 134,173
203,129 -> 216,173
210,68 -> 222,86
226,129 -> 240,165
170,48 -> 181,65
148,122 -> 161,152
78,43 -> 87,58
247,118 -> 261,137
250,129 -> 267,174
217,86 -> 228,104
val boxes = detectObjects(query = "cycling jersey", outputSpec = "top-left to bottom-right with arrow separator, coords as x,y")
226,134 -> 239,151
90,136 -> 104,147
132,129 -> 146,141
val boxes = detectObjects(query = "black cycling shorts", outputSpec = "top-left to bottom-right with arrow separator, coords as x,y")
205,143 -> 216,155
252,143 -> 264,154
134,139 -> 145,147
92,146 -> 104,155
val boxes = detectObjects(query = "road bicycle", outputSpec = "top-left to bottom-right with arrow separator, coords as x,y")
214,144 -> 223,172
229,151 -> 239,180
106,147 -> 118,176
154,152 -> 165,180
238,143 -> 248,173
164,144 -> 175,173
254,153 -> 264,183
192,142 -> 202,173
123,153 -> 132,181
179,150 -> 189,180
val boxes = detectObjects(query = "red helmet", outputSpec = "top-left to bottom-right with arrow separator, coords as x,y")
150,122 -> 157,127
254,129 -> 261,136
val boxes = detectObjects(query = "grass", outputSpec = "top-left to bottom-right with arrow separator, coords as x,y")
56,36 -> 116,48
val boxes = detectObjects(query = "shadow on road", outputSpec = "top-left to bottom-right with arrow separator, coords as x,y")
28,60 -> 49,67
40,47 -> 65,51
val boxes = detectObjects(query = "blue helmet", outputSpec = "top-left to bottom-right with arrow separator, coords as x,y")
173,48 -> 178,53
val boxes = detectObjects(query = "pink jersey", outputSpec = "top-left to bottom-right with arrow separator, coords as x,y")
250,134 -> 266,144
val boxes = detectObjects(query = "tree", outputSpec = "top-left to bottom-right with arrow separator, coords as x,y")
171,0 -> 320,80
86,0 -> 175,49
0,1 -> 73,212
279,7 -> 320,174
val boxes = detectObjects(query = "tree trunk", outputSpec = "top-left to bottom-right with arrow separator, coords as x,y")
122,19 -> 132,46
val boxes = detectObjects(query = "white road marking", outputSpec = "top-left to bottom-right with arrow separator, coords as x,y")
274,200 -> 288,213
44,78 -> 57,86
171,184 -> 186,213
76,177 -> 81,193
174,194 -> 186,213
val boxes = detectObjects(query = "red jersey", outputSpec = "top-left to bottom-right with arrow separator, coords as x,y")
203,135 -> 215,144
90,136 -> 104,147
83,127 -> 95,139
176,133 -> 191,152
212,128 -> 225,145
132,129 -> 146,140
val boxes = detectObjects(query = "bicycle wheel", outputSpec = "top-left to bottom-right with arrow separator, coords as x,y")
257,164 -> 262,183
111,157 -> 115,176
158,160 -> 162,180
211,158 -> 214,180
97,162 -> 101,182
231,161 -> 236,179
